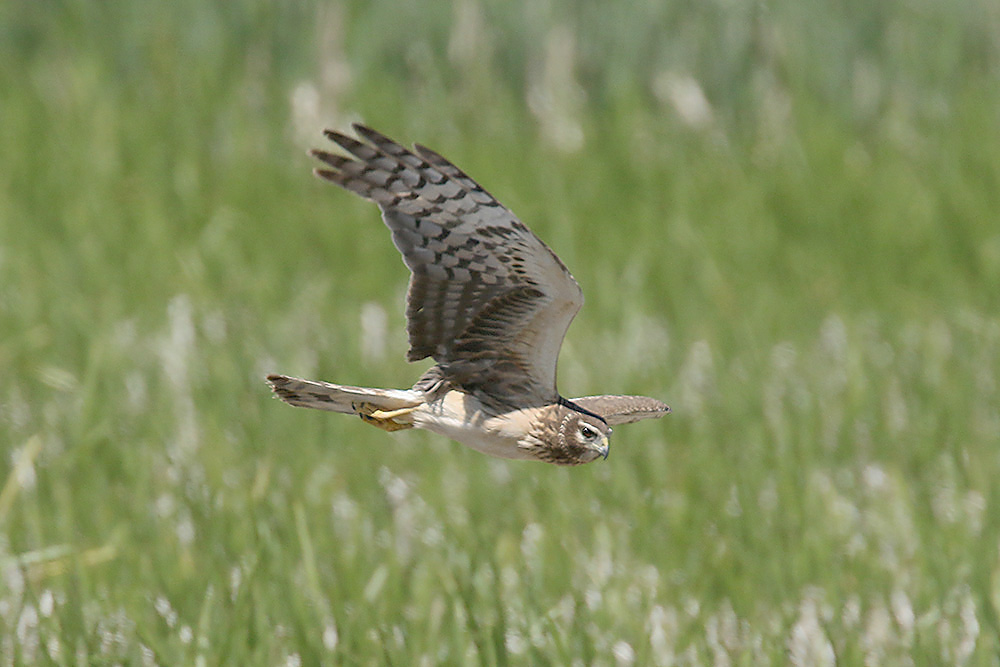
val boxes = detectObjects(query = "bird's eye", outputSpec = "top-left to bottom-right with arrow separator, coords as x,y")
580,425 -> 598,440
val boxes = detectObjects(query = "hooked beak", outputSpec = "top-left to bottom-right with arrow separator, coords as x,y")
597,435 -> 610,460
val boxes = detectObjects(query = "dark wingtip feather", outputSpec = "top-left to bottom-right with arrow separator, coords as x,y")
314,168 -> 339,181
311,149 -> 349,169
413,143 -> 443,161
351,123 -> 378,139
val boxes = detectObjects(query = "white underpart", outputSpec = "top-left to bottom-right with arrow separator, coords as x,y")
412,391 -> 537,460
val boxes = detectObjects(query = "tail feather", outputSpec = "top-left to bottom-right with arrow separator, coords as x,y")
266,374 -> 422,415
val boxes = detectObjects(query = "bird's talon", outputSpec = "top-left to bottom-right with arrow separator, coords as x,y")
355,402 -> 414,432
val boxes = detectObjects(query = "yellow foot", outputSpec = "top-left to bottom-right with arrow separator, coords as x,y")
353,402 -> 416,432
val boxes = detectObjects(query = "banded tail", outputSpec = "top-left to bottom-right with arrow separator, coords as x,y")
266,374 -> 423,415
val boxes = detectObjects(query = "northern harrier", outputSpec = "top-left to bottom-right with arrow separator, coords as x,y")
267,125 -> 669,465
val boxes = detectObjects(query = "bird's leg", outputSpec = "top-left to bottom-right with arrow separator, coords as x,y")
353,402 -> 416,432
371,406 -> 419,420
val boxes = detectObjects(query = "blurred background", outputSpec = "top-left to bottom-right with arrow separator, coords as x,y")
2,0 -> 999,663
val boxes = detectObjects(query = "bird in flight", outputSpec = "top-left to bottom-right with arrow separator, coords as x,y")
267,125 -> 669,465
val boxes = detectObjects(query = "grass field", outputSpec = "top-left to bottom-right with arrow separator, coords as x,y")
2,0 -> 1000,664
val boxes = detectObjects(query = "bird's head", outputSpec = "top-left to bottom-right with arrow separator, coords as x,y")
521,400 -> 611,465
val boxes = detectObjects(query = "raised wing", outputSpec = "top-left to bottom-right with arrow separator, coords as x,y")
570,395 -> 671,425
311,124 -> 583,405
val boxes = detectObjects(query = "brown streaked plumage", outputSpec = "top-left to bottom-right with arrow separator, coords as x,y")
266,125 -> 669,465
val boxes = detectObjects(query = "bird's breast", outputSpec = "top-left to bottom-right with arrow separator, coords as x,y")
413,390 -> 538,461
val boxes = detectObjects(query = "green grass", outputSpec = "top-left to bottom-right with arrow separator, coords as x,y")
2,0 -> 999,663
